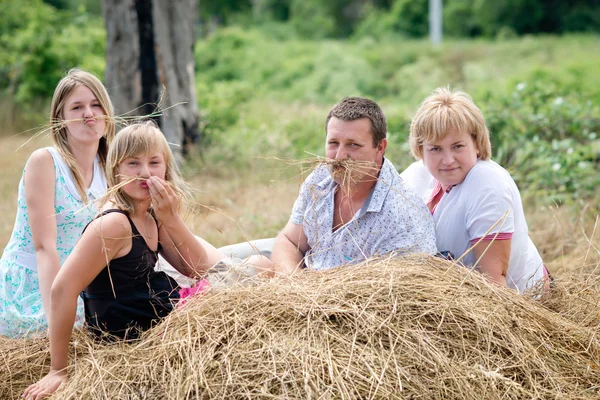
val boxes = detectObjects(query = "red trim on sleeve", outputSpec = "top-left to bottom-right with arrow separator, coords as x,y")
470,232 -> 513,245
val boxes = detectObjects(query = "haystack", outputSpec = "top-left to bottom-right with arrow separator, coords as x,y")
1,255 -> 599,399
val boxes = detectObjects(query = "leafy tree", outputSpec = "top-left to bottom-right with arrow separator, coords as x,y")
0,0 -> 104,107
288,0 -> 335,38
444,0 -> 481,37
473,0 -> 544,36
387,0 -> 428,37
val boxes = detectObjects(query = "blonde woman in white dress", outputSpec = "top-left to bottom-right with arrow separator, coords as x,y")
0,69 -> 115,337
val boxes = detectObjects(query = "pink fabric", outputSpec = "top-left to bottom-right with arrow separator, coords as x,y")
178,278 -> 211,307
542,265 -> 552,294
427,181 -> 443,204
427,181 -> 443,214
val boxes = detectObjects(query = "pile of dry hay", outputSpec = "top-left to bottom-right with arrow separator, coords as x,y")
1,255 -> 599,399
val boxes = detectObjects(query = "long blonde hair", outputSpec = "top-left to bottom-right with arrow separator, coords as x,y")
50,69 -> 115,202
409,87 -> 492,161
105,121 -> 190,215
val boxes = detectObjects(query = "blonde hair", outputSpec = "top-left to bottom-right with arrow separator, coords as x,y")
105,121 -> 190,215
50,69 -> 116,202
409,87 -> 491,160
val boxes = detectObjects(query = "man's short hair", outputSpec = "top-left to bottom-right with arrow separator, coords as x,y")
325,97 -> 387,147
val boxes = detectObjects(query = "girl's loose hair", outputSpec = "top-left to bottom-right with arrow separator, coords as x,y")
105,121 -> 191,215
409,87 -> 492,160
51,69 -> 116,202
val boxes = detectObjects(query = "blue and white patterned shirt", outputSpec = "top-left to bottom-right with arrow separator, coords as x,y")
291,158 -> 437,270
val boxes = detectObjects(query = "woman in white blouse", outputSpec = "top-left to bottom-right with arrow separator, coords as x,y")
401,87 -> 548,293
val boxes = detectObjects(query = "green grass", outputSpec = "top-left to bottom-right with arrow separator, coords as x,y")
194,31 -> 600,207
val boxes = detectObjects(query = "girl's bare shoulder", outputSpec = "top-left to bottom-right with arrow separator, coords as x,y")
85,210 -> 132,242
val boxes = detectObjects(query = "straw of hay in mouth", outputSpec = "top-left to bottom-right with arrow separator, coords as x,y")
259,156 -> 380,190
1,254 -> 599,399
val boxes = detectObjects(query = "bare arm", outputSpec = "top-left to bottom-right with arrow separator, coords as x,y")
149,177 -> 223,277
271,219 -> 309,275
23,213 -> 129,400
473,239 -> 511,287
24,149 -> 59,321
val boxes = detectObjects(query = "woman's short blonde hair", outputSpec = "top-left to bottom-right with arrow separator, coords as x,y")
105,121 -> 190,215
409,87 -> 491,160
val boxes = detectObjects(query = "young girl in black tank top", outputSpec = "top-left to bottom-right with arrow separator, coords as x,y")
81,208 -> 179,339
25,122 -> 226,399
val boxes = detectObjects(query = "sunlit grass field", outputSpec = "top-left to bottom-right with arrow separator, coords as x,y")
1,131 -> 598,278
0,132 -> 298,250
1,34 -> 599,278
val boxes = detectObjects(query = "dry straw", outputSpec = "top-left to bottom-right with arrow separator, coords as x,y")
13,95 -> 185,151
259,155 -> 381,194
1,254 -> 599,399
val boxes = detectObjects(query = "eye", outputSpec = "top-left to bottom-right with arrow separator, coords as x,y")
72,106 -> 81,110
128,161 -> 138,166
349,143 -> 361,148
453,144 -> 465,150
428,147 -> 440,152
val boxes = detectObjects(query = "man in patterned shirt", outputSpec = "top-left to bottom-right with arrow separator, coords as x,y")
270,97 -> 437,274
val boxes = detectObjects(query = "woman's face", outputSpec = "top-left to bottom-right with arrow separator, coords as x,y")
62,85 -> 106,145
118,151 -> 167,201
422,128 -> 479,190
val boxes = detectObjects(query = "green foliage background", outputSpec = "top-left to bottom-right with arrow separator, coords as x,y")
0,0 -> 599,208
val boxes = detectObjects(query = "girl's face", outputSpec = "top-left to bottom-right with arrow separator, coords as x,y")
118,151 -> 167,201
62,85 -> 106,145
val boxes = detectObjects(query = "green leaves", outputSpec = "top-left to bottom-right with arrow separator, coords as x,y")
484,78 -> 600,206
0,0 -> 105,109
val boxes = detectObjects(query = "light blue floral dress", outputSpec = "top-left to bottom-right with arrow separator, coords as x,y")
0,147 -> 106,337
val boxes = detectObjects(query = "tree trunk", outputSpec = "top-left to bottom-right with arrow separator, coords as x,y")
103,0 -> 199,158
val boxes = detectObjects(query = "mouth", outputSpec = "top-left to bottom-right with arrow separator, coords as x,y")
140,180 -> 149,189
331,164 -> 345,173
83,117 -> 97,125
329,163 -> 347,178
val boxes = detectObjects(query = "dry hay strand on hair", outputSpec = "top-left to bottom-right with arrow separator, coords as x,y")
2,255 -> 600,399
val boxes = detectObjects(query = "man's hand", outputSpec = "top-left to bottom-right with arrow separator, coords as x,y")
271,220 -> 309,274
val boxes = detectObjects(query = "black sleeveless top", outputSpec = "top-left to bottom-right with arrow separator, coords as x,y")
81,209 -> 180,339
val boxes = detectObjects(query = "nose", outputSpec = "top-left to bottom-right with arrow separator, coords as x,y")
140,162 -> 151,178
441,150 -> 455,165
335,147 -> 348,160
83,105 -> 94,118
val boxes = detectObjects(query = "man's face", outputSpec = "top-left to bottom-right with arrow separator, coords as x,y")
325,117 -> 387,188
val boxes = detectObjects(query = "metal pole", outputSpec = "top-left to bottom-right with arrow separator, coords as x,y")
429,0 -> 442,45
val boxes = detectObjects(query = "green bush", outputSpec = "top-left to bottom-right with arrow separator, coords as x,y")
483,78 -> 600,206
193,29 -> 600,208
289,0 -> 336,39
0,0 -> 105,109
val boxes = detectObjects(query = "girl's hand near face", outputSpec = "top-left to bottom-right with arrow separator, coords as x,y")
147,176 -> 179,224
